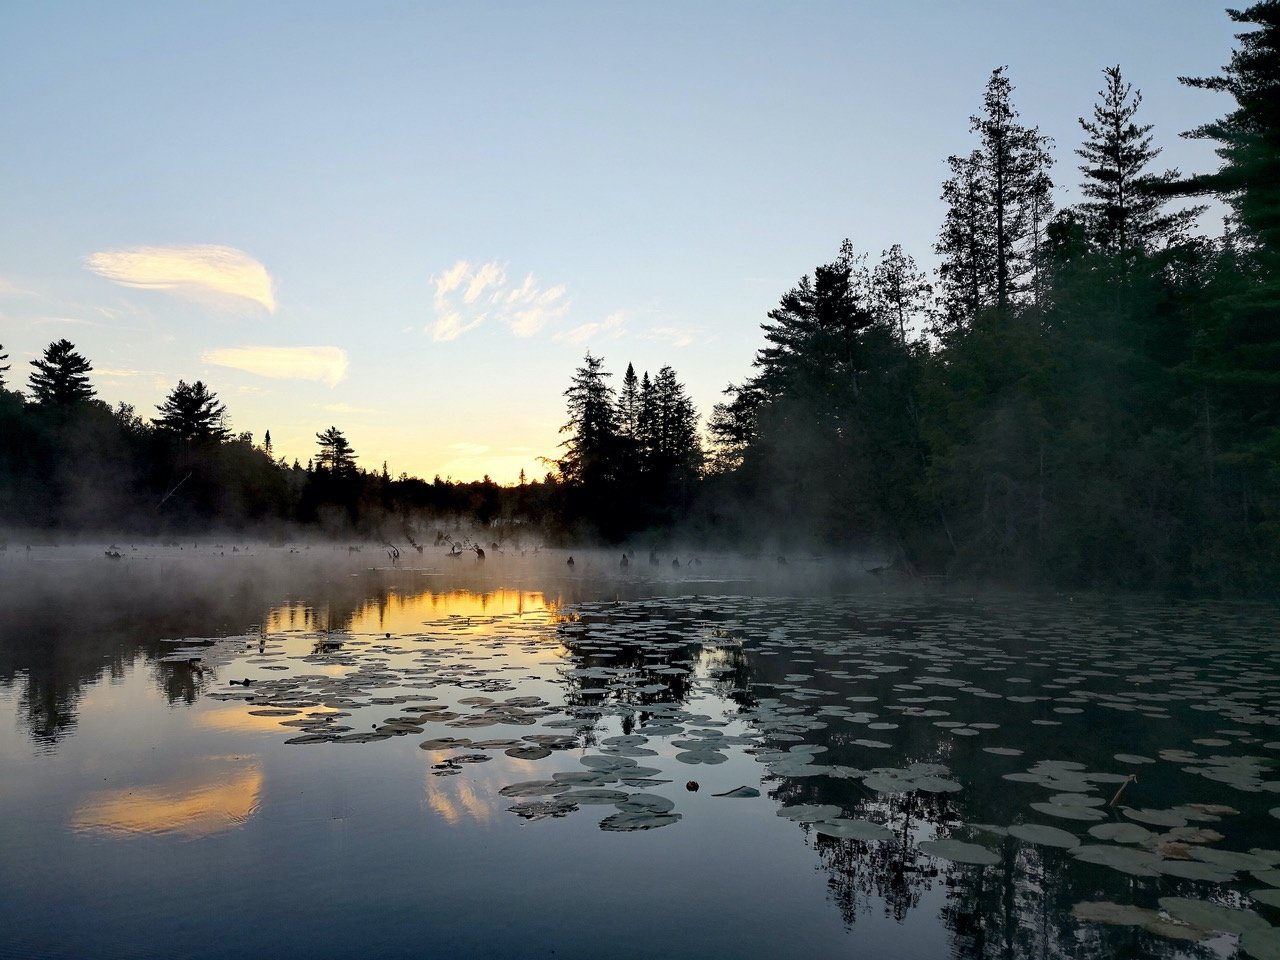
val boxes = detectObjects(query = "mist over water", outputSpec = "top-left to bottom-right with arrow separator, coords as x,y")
2,544 -> 1278,959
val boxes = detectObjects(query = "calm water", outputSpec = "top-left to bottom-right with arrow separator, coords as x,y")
2,545 -> 1278,960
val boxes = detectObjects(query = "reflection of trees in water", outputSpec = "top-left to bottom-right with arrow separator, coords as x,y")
0,560 -> 424,747
555,608 -> 756,735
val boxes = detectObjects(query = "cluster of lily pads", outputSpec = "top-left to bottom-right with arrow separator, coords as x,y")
176,592 -> 1280,947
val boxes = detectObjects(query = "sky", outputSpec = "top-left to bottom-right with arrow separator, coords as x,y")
0,1 -> 1241,484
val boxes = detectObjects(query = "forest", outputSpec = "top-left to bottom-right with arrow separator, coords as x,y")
1,4 -> 1277,594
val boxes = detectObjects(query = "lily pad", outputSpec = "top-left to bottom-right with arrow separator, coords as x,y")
1155,860 -> 1236,882
712,786 -> 760,798
1030,802 -> 1106,822
1122,807 -> 1188,828
1113,753 -> 1156,764
1088,822 -> 1153,844
1071,844 -> 1162,876
1157,897 -> 1271,935
1071,901 -> 1160,926
599,810 -> 682,831
777,804 -> 842,823
918,838 -> 1000,866
1008,823 -> 1081,849
1241,928 -> 1280,960
1249,888 -> 1280,908
814,819 -> 894,841
504,745 -> 552,760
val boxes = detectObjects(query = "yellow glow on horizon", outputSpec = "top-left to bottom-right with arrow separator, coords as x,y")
71,758 -> 262,838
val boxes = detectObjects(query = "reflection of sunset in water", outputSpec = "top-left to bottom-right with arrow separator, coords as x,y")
423,758 -> 500,826
196,705 -> 341,734
71,757 -> 262,839
264,588 -> 565,637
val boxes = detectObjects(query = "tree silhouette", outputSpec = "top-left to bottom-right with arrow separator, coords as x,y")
315,426 -> 357,474
27,339 -> 95,406
557,353 -> 618,487
1178,2 -> 1280,255
1076,65 -> 1201,255
0,343 -> 10,390
937,68 -> 1054,325
154,380 -> 229,443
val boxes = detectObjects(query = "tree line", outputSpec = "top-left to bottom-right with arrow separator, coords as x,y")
0,339 -> 560,537
557,6 -> 1280,593
4,3 -> 1278,593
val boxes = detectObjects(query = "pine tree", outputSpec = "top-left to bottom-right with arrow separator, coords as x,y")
557,353 -> 618,486
937,68 -> 1054,324
618,363 -> 640,441
154,380 -> 230,443
315,426 -> 357,474
650,365 -> 703,485
263,430 -> 273,455
1076,65 -> 1202,254
0,343 -> 9,391
872,245 -> 933,345
27,339 -> 95,406
1178,2 -> 1280,255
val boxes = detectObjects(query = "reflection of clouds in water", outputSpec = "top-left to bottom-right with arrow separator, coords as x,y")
71,756 -> 262,838
422,755 -> 505,826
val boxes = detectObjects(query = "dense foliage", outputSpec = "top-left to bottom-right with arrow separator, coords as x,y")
2,4 -> 1277,593
702,8 -> 1280,593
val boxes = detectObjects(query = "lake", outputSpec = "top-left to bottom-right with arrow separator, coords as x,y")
1,543 -> 1278,959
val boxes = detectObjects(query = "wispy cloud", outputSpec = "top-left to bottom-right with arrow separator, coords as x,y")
203,346 -> 347,386
553,311 -> 626,346
640,325 -> 697,348
0,277 -> 35,298
429,260 -> 569,341
86,245 -> 276,312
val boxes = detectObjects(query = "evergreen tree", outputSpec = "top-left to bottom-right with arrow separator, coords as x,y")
1178,2 -> 1280,255
0,344 -> 9,390
1171,2 -> 1280,587
872,245 -> 933,345
1076,65 -> 1201,254
618,363 -> 640,441
27,339 -> 95,406
556,353 -> 618,486
263,430 -> 273,455
154,380 -> 230,443
936,150 -> 991,335
937,68 -> 1054,324
649,365 -> 703,492
315,426 -> 357,474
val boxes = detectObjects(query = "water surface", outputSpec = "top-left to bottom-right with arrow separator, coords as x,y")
2,545 -> 1278,959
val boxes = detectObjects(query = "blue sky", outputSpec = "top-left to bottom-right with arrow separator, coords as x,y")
0,2 -> 1238,482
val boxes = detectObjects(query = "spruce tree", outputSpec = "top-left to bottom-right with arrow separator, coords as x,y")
1179,2 -> 1280,255
27,339 -> 95,406
154,380 -> 230,443
0,343 -> 9,390
1076,65 -> 1201,254
937,68 -> 1054,324
557,353 -> 618,486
